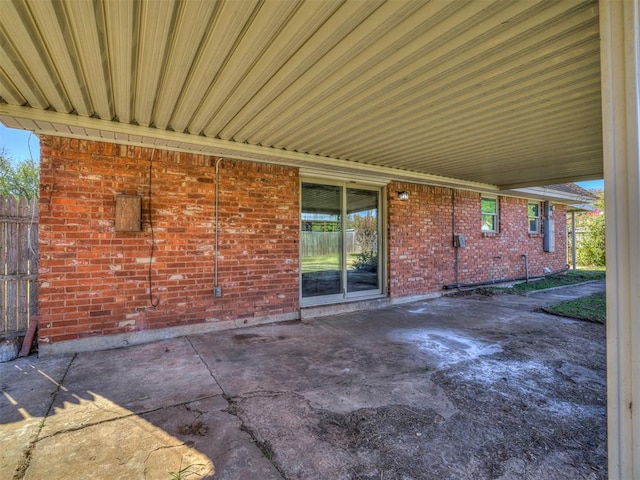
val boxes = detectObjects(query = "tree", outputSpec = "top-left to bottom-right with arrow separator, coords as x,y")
576,191 -> 605,267
0,148 -> 39,199
353,215 -> 377,253
351,214 -> 378,272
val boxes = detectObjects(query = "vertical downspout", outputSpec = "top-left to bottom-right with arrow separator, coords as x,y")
522,254 -> 529,283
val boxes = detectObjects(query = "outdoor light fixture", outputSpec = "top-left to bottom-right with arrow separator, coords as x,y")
398,191 -> 409,201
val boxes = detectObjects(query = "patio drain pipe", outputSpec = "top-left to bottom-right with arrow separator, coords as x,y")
443,264 -> 569,290
522,253 -> 529,283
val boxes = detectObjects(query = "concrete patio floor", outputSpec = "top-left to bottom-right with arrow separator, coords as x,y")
1,281 -> 606,480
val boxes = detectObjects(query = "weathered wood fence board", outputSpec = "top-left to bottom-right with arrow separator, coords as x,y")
1,196 -> 38,336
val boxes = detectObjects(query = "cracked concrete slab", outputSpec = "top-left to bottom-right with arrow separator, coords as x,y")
24,408 -> 215,479
234,393 -> 362,479
1,281 -> 606,479
301,372 -> 457,416
0,355 -> 73,479
143,397 -> 282,480
23,396 -> 281,480
191,282 -> 606,479
41,337 -> 222,436
190,320 -> 458,418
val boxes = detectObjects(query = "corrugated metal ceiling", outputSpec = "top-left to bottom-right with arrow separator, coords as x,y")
0,0 -> 602,188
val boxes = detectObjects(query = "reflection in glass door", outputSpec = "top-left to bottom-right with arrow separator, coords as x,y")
301,184 -> 343,298
301,182 -> 381,303
346,188 -> 378,293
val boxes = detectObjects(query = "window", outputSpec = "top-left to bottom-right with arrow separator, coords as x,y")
481,197 -> 498,232
528,202 -> 541,234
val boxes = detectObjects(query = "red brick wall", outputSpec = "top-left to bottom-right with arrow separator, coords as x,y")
388,182 -> 567,297
37,135 -> 570,346
38,136 -> 299,345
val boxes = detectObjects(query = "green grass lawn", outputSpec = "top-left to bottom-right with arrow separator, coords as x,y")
497,269 -> 606,323
500,269 -> 605,295
301,254 -> 340,273
301,254 -> 362,273
542,291 -> 606,323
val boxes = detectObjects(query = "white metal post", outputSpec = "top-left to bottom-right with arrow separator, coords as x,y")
571,211 -> 577,271
600,1 -> 640,478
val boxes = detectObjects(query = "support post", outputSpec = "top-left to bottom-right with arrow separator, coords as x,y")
600,1 -> 640,478
571,211 -> 576,271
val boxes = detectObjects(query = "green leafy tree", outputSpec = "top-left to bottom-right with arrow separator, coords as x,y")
0,148 -> 39,199
353,215 -> 377,253
576,191 -> 605,267
351,214 -> 378,272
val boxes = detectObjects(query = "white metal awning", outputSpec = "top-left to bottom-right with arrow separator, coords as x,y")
0,0 -> 602,189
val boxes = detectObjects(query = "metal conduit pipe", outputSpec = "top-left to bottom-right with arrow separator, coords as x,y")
442,265 -> 570,290
452,188 -> 459,286
214,158 -> 223,297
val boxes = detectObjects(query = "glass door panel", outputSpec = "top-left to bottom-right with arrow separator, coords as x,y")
346,188 -> 379,293
301,183 -> 343,298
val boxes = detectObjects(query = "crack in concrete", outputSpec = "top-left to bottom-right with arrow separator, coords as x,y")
207,437 -> 251,463
238,421 -> 289,480
186,336 -> 225,394
184,402 -> 206,417
34,394 -> 221,441
7,338 -> 223,478
239,389 -> 302,399
225,390 -> 315,480
187,336 -> 289,479
142,444 -> 192,480
13,353 -> 77,480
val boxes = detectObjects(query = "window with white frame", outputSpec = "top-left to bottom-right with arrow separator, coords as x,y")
481,196 -> 498,232
528,201 -> 541,234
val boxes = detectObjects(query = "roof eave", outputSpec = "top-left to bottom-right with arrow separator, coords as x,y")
505,186 -> 597,205
0,105 -> 500,192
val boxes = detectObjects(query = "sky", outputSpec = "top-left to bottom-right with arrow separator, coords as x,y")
0,124 -> 40,164
0,123 -> 605,191
574,179 -> 604,191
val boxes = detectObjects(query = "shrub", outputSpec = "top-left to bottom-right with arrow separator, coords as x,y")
353,251 -> 378,272
576,191 -> 605,267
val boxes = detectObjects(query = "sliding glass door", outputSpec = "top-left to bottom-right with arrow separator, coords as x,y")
346,188 -> 379,293
300,184 -> 343,298
301,181 -> 381,304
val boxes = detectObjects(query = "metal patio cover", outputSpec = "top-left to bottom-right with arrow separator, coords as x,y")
0,0 -> 602,189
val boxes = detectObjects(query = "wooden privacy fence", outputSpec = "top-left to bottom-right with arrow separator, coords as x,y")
301,231 -> 361,257
1,196 -> 38,336
301,231 -> 379,257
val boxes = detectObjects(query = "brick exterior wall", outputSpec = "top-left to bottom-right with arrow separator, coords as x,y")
38,136 -> 299,346
387,182 -> 567,297
36,136 -> 568,347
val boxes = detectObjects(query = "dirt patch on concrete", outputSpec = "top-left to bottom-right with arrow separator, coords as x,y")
317,406 -> 447,479
310,351 -> 606,479
222,286 -> 607,480
191,282 -> 607,479
177,420 -> 209,437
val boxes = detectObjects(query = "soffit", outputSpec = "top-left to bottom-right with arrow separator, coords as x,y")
0,0 -> 602,188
